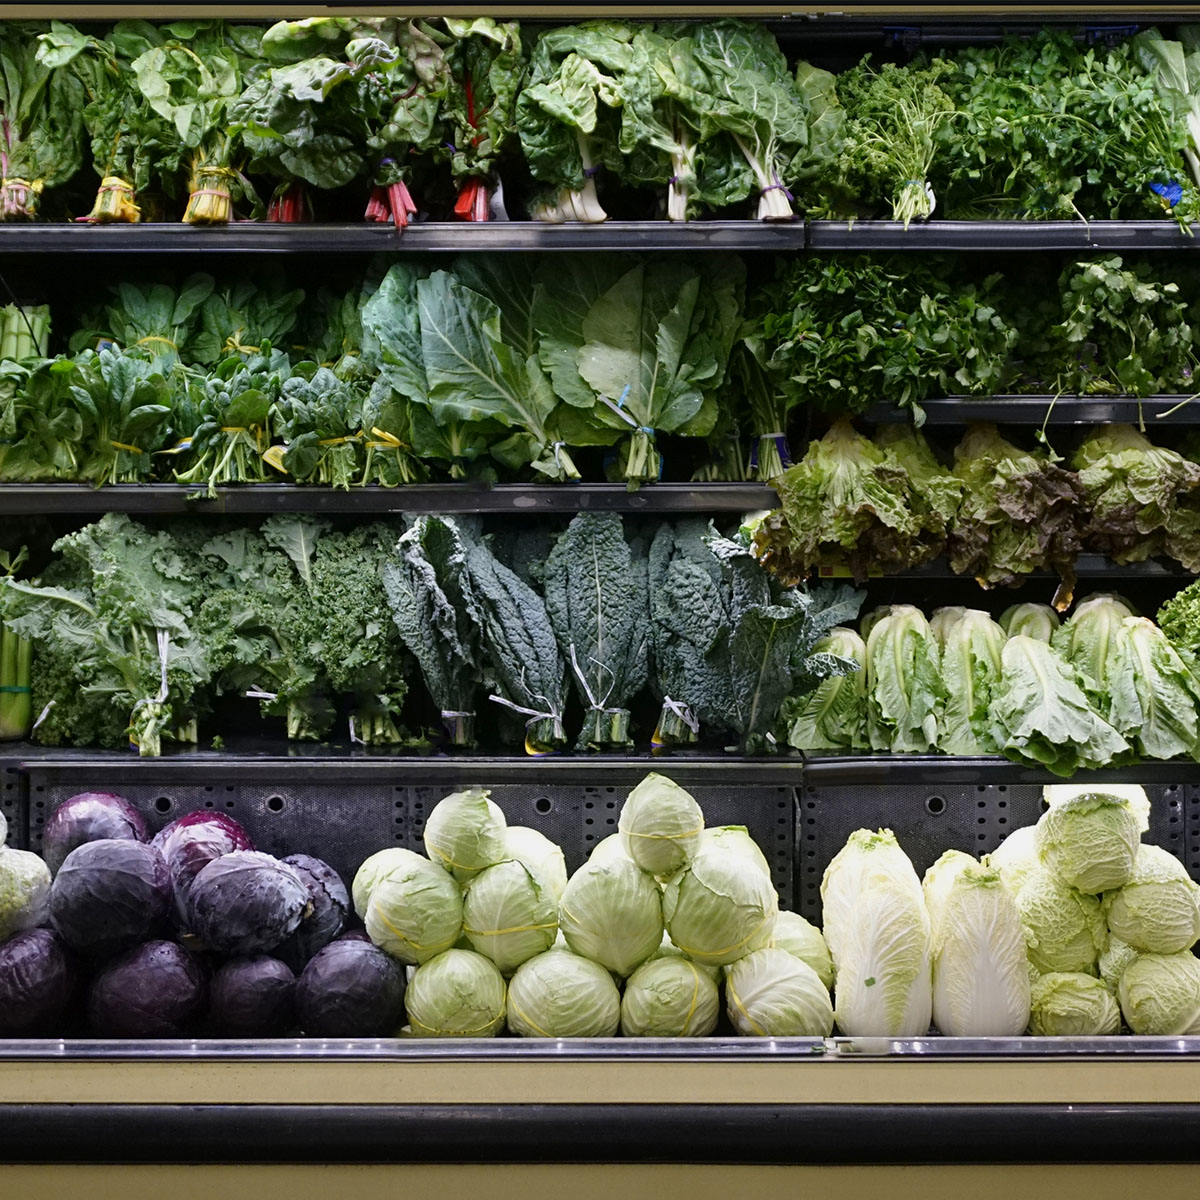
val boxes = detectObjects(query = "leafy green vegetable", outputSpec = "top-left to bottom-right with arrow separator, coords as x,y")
864,605 -> 944,754
933,608 -> 1006,756
270,364 -> 365,490
543,513 -> 650,749
782,625 -> 867,752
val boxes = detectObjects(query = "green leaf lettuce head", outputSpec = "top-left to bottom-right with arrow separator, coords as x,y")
724,948 -> 834,1037
932,608 -> 1006,756
782,625 -> 867,753
1104,844 -> 1200,955
987,635 -> 1131,776
1029,971 -> 1121,1037
1071,424 -> 1200,564
923,853 -> 1030,1037
404,948 -> 507,1037
948,424 -> 1084,604
1033,790 -> 1142,895
1118,951 -> 1200,1035
864,604 -> 944,754
1015,867 -> 1107,975
820,828 -> 932,1037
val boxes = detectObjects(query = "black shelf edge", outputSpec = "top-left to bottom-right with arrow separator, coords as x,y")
0,220 -> 804,254
807,219 -> 1198,250
865,395 -> 1200,426
873,554 -> 1191,580
801,753 -> 1199,785
0,482 -> 777,515
3,1102 -> 1199,1165
15,749 -> 806,786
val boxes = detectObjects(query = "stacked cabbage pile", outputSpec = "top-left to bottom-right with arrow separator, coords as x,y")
0,791 -> 398,1038
354,773 -> 836,1038
822,785 -> 1200,1037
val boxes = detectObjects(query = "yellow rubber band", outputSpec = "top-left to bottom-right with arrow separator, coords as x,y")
673,913 -> 773,962
220,426 -> 249,433
318,435 -> 358,446
411,1011 -> 504,1037
135,335 -> 179,351
2,177 -> 42,194
680,962 -> 703,1035
371,908 -> 453,956
507,996 -> 554,1039
99,176 -> 134,193
725,976 -> 767,1037
462,921 -> 558,937
110,440 -> 143,454
624,824 -> 704,841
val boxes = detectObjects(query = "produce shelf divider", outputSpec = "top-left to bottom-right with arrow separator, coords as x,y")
865,396 -> 1200,426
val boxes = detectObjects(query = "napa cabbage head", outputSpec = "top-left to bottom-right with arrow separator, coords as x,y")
618,772 -> 704,878
1118,951 -> 1200,1034
725,948 -> 834,1037
1104,845 -> 1200,954
1016,868 -> 1106,975
923,853 -> 1030,1036
821,829 -> 932,1037
772,910 -> 833,990
1029,971 -> 1120,1036
1034,790 -> 1141,894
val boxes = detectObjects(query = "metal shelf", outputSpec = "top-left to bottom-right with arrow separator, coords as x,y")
892,554 -> 1191,580
801,752 -> 1200,785
0,220 -> 805,255
866,395 -> 1200,426
807,219 -> 1197,251
0,482 -> 776,515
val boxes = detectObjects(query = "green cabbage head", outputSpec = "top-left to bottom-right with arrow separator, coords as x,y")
352,847 -> 419,919
618,772 -> 705,878
772,910 -> 834,991
404,949 -> 507,1037
506,948 -> 621,1037
1105,845 -> 1200,954
462,859 -> 559,974
423,788 -> 508,882
559,857 -> 664,977
1016,868 -> 1106,975
0,847 -> 51,941
501,826 -> 568,902
1099,935 -> 1139,991
620,956 -> 720,1037
725,948 -> 834,1037
365,853 -> 464,965
1034,790 -> 1141,894
1118,951 -> 1200,1034
1029,972 -> 1120,1036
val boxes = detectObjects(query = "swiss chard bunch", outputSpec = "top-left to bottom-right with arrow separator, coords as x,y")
0,21 -> 84,220
269,364 -> 367,490
747,254 -> 1017,423
440,19 -> 524,222
516,22 -> 635,223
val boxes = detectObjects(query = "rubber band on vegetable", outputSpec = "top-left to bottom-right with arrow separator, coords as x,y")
110,440 -> 143,454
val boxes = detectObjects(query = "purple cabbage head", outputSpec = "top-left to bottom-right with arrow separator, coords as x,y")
49,839 -> 169,958
151,812 -> 254,924
209,956 -> 296,1036
275,855 -> 350,972
42,793 -> 147,875
296,935 -> 405,1036
186,850 -> 309,956
87,940 -> 207,1037
0,928 -> 78,1035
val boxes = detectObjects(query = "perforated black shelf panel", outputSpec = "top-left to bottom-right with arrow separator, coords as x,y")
0,759 -> 25,850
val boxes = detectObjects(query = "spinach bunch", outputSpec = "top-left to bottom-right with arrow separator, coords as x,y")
270,365 -> 367,490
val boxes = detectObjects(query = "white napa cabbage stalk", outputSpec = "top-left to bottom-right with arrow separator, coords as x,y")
923,851 -> 1031,1036
821,828 -> 932,1037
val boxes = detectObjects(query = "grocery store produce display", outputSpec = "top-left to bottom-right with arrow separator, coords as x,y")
2,773 -> 1196,1038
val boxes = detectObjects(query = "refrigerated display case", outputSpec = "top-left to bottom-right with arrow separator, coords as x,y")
2,3 -> 1200,1196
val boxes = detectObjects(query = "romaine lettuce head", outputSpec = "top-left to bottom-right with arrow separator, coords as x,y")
506,948 -> 621,1038
1029,971 -> 1121,1036
985,825 -> 1040,898
364,855 -> 464,966
926,857 -> 1030,1036
1034,791 -> 1141,894
1016,868 -> 1106,975
1052,593 -> 1136,691
1104,845 -> 1200,954
0,847 -> 51,941
935,609 -> 1007,755
404,948 -> 506,1037
663,846 -> 778,968
1099,935 -> 1139,991
423,788 -> 508,882
559,858 -> 664,978
772,910 -> 834,991
726,947 -> 834,1037
865,605 -> 944,753
1116,616 -> 1200,760
783,626 -> 868,752
620,956 -> 720,1037
821,828 -> 932,1037
1000,603 -> 1060,642
618,772 -> 705,878
462,859 -> 559,975
1118,951 -> 1200,1034
501,826 -> 568,902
